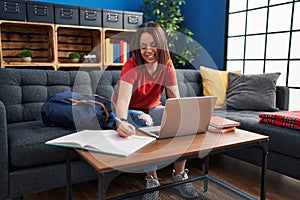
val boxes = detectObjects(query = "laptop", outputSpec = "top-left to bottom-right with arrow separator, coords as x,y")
139,96 -> 217,139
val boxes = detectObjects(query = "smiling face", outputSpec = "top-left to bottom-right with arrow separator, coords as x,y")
139,32 -> 158,64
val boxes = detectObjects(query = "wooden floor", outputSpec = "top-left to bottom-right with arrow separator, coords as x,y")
23,154 -> 300,200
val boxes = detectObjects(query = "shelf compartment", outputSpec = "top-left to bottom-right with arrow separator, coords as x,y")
103,28 -> 135,68
0,21 -> 55,63
56,26 -> 101,64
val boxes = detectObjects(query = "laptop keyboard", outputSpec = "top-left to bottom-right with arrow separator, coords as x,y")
150,130 -> 159,135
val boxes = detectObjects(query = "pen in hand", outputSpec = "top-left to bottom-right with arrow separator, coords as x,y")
115,117 -> 136,136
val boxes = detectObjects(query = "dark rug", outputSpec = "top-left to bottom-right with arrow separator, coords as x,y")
123,176 -> 257,200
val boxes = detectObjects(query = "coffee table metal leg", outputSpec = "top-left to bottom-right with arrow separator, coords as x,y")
98,173 -> 106,200
66,149 -> 72,200
203,156 -> 209,192
98,171 -> 121,200
260,140 -> 269,200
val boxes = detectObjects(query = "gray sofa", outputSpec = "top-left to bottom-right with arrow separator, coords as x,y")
0,68 -> 298,200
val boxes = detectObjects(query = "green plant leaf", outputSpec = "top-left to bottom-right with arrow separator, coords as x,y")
19,49 -> 34,58
142,0 -> 200,68
69,52 -> 81,59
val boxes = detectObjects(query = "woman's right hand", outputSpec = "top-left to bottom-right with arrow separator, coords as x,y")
117,121 -> 136,137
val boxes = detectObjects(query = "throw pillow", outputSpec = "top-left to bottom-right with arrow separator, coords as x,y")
224,72 -> 281,111
200,66 -> 241,109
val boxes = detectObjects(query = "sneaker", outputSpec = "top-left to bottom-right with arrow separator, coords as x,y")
142,175 -> 160,200
172,169 -> 199,199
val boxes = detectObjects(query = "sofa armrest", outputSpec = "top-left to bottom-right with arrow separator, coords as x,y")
0,100 -> 8,199
276,86 -> 289,111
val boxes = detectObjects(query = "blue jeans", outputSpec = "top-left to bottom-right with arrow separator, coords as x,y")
127,106 -> 164,127
127,106 -> 186,172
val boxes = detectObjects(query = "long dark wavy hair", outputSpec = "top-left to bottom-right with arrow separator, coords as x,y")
131,22 -> 171,68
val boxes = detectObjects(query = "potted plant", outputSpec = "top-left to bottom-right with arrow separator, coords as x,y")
69,52 -> 81,63
19,49 -> 34,62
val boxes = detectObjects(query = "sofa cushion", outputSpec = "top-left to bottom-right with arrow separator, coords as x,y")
176,69 -> 203,97
213,109 -> 300,160
89,70 -> 120,100
0,68 -> 92,124
225,72 -> 280,111
160,69 -> 203,105
8,121 -> 78,168
200,66 -> 240,109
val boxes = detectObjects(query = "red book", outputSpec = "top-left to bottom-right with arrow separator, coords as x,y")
119,40 -> 124,63
209,116 -> 241,129
259,110 -> 300,125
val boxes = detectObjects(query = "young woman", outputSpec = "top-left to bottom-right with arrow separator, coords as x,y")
113,22 -> 198,199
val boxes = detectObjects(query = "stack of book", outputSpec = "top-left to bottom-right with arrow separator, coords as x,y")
209,116 -> 241,133
259,110 -> 300,130
105,38 -> 131,64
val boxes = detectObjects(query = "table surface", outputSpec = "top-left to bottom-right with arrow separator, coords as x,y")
75,128 -> 268,173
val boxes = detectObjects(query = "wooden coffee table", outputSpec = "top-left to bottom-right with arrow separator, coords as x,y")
65,129 -> 269,200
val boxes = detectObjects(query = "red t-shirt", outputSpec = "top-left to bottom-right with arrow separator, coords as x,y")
114,57 -> 177,113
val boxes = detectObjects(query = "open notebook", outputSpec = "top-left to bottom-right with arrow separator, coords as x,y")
45,129 -> 156,157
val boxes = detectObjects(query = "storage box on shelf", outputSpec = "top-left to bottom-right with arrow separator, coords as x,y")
103,28 -> 135,70
0,0 -> 26,21
123,11 -> 143,29
0,20 -> 55,68
54,4 -> 79,26
79,7 -> 102,27
26,1 -> 54,23
102,9 -> 123,29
